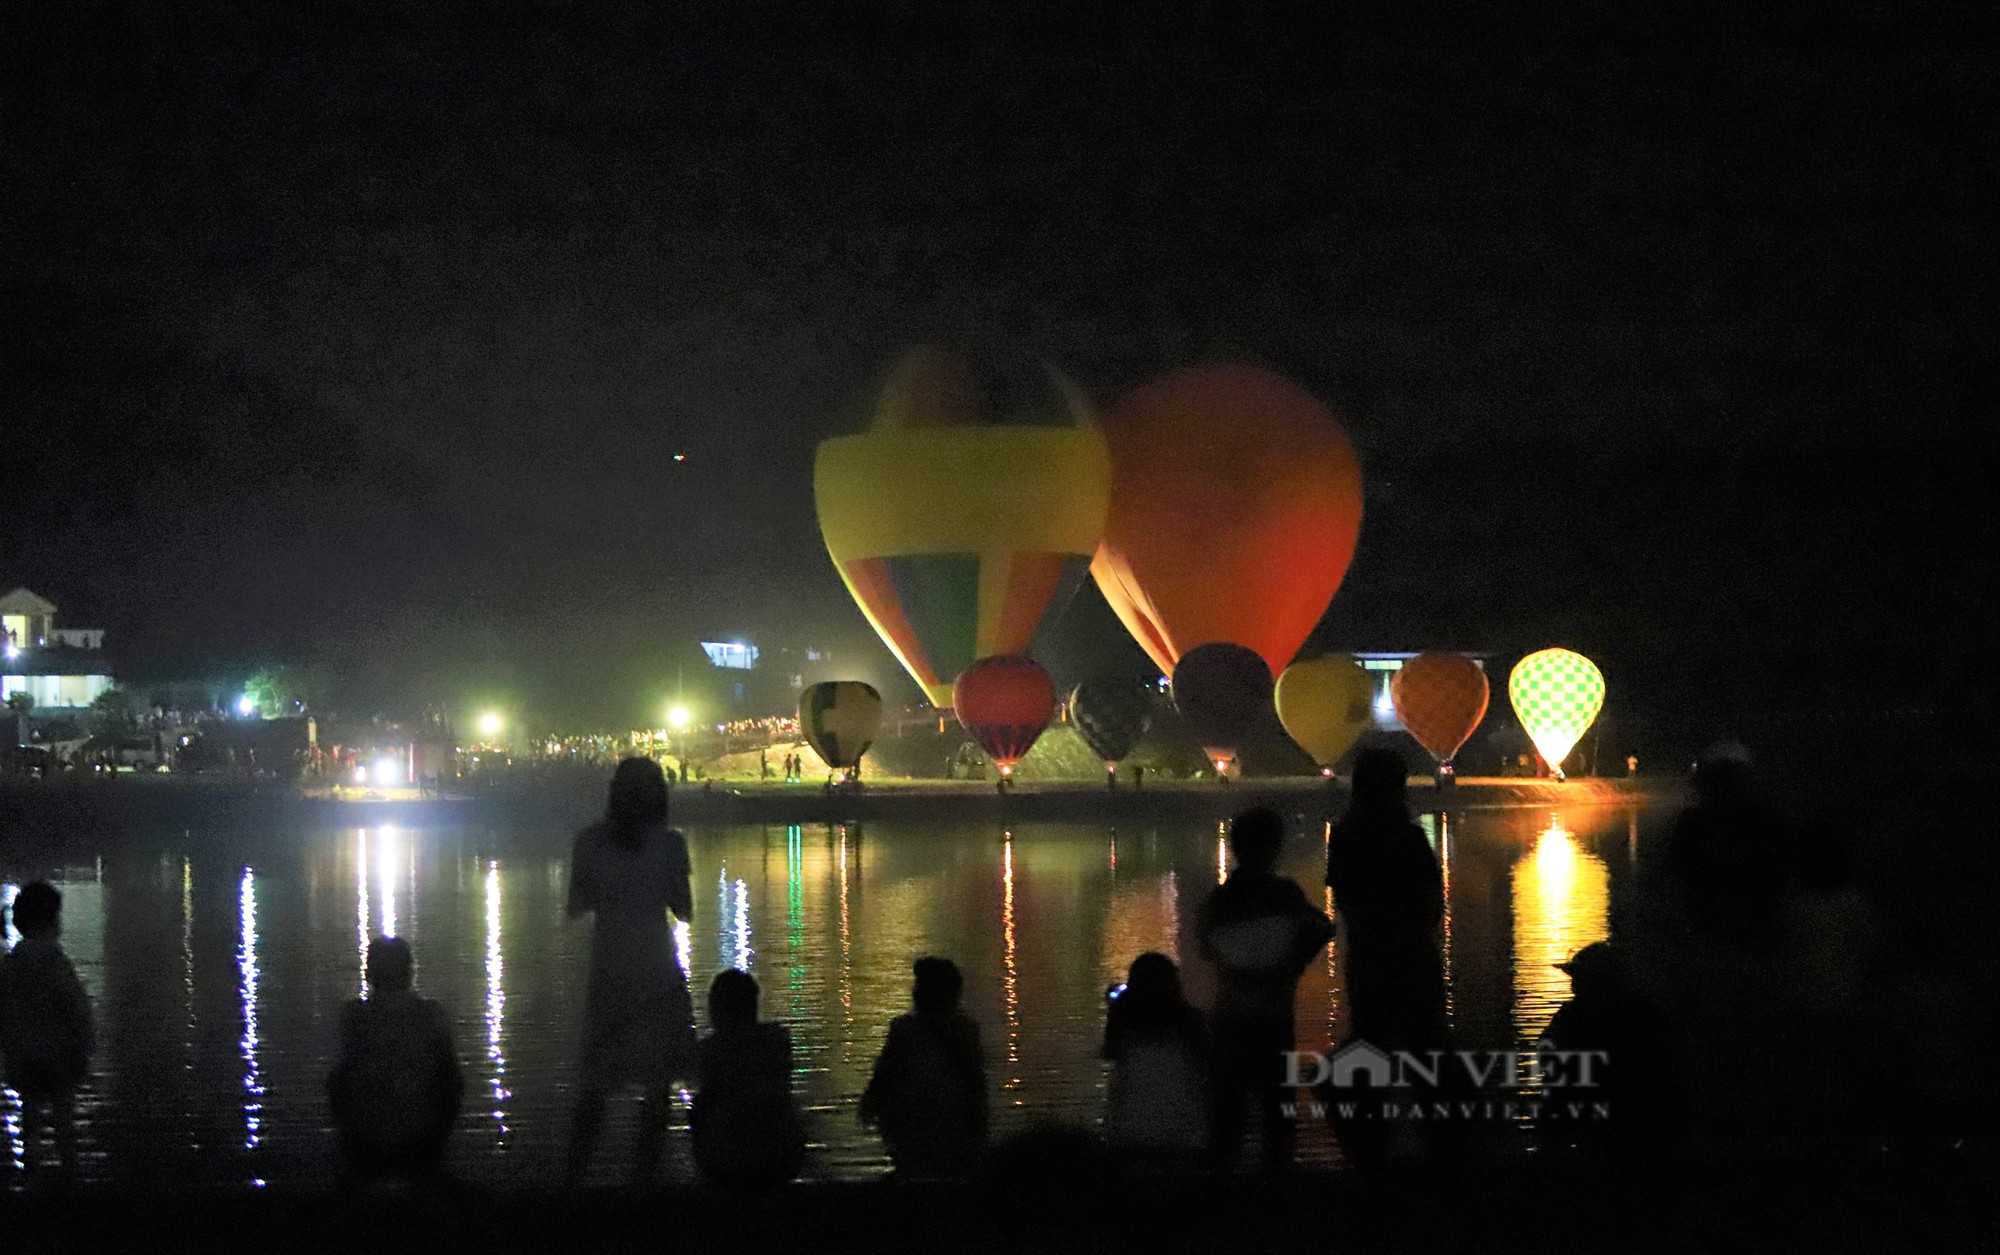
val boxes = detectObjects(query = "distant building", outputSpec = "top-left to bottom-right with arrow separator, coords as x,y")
1,587 -> 113,710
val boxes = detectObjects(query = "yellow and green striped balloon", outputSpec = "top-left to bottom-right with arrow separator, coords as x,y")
1507,648 -> 1605,778
814,348 -> 1112,707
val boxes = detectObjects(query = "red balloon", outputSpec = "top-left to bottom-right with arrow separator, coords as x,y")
953,655 -> 1055,773
1169,642 -> 1274,772
1091,364 -> 1364,678
1390,652 -> 1491,765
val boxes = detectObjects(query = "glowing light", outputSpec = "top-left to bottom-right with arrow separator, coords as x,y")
998,763 -> 1013,777
478,712 -> 503,738
236,693 -> 256,716
1510,816 -> 1609,1045
373,757 -> 401,786
668,705 -> 692,731
3,643 -> 16,661
238,867 -> 265,1163
484,861 -> 510,1140
1507,648 -> 1606,779
1217,824 -> 1229,884
2,881 -> 18,950
353,764 -> 368,784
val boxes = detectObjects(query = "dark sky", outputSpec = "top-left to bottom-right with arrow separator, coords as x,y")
5,2 -> 1989,732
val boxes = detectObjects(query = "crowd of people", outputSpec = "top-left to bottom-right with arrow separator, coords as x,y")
0,746 -> 1928,1188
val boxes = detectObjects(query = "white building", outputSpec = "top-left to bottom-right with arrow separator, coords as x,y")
1,587 -> 113,710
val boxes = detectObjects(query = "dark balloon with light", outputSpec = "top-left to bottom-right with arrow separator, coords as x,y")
1066,678 -> 1155,768
1170,642 -> 1275,776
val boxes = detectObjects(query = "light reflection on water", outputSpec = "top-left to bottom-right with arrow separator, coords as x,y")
1509,818 -> 1612,1046
0,807 -> 1643,1187
237,867 -> 265,1185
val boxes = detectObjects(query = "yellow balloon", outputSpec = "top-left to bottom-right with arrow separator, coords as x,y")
814,348 -> 1112,706
1275,654 -> 1374,768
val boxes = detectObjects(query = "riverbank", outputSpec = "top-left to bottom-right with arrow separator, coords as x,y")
6,1153 -> 1993,1253
0,774 -> 1675,833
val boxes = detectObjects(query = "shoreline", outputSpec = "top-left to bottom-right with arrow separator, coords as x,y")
0,775 -> 1675,833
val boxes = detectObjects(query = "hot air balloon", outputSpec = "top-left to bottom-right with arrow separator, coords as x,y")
1507,649 -> 1605,781
1091,364 -> 1364,679
1170,643 -> 1274,778
814,348 -> 1112,707
1066,678 -> 1154,782
1275,654 -> 1373,775
800,681 -> 883,778
953,655 -> 1055,783
1391,652 -> 1491,771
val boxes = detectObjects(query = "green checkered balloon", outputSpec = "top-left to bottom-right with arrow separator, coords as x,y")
1507,648 -> 1605,775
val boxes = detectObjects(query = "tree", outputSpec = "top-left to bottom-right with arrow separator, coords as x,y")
6,692 -> 33,715
244,665 -> 330,718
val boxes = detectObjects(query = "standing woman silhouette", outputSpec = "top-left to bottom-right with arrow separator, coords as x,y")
564,756 -> 696,1187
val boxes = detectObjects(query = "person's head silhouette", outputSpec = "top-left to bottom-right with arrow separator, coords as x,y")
1349,747 -> 1410,817
367,935 -> 414,995
9,881 -> 62,940
1228,806 -> 1284,873
606,756 -> 669,844
709,968 -> 760,1029
912,956 -> 964,1015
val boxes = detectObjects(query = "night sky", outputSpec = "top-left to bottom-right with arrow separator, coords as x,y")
6,3 -> 1988,739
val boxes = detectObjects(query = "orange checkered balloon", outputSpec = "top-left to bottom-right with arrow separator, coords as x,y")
1390,652 -> 1490,765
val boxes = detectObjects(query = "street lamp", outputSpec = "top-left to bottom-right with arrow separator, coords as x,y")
478,712 -> 503,740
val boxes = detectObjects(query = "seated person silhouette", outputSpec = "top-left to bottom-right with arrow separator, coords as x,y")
1,881 -> 95,1175
692,969 -> 806,1187
1102,952 -> 1209,1171
860,957 -> 987,1178
328,936 -> 463,1181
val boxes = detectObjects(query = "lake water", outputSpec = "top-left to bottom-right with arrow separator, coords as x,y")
2,803 -> 1644,1189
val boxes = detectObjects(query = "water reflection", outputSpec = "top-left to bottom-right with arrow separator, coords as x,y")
1001,834 -> 1021,1098
479,861 -> 510,1144
1510,816 -> 1610,1045
377,824 -> 401,940
237,867 -> 265,1185
3,880 -> 19,1172
5,809 -> 1653,1186
355,829 -> 370,993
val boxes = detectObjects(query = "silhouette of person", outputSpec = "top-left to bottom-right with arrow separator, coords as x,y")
564,756 -> 697,1188
1103,952 -> 1209,1172
1325,749 -> 1447,1053
691,969 -> 806,1188
1196,807 -> 1334,1172
860,957 -> 988,1178
1664,745 -> 1789,953
1322,750 -> 1453,1165
329,936 -> 463,1181
0,881 -> 94,1175
1536,942 -> 1679,1160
